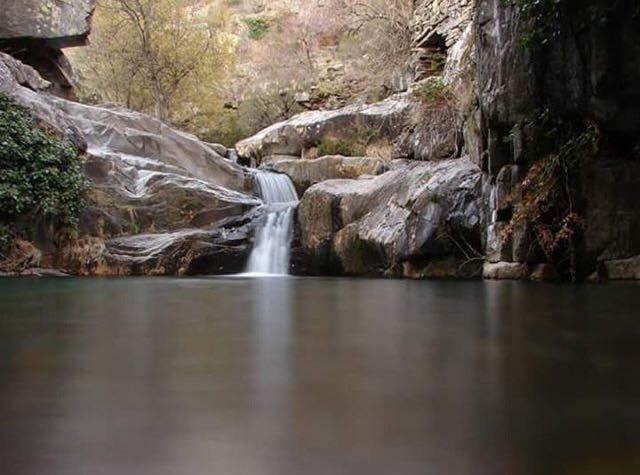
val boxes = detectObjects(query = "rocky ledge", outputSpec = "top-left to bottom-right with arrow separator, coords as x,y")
0,53 -> 263,277
296,157 -> 483,278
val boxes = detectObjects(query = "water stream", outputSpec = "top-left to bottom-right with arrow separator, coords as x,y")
245,171 -> 299,276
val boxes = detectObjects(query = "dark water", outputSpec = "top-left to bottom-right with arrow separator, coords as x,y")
0,278 -> 639,475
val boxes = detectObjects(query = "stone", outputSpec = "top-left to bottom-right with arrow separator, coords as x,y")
294,92 -> 311,104
236,95 -> 412,162
483,262 -> 530,280
1,53 -> 261,276
403,256 -> 482,280
530,264 -> 560,282
397,80 -> 460,161
474,0 -> 640,277
21,268 -> 70,278
264,155 -> 388,195
411,0 -> 475,81
0,1 -> 95,42
0,1 -> 97,98
297,158 -> 483,275
603,256 -> 640,281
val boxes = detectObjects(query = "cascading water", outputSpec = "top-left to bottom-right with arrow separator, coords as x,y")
245,171 -> 299,276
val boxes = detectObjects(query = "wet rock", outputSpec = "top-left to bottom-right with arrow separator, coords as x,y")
21,268 -> 70,278
1,54 -> 261,276
57,211 -> 259,277
265,155 -> 388,195
236,95 -> 412,162
297,158 -> 482,275
603,256 -> 640,281
403,256 -> 482,280
483,262 -> 530,280
530,264 -> 560,282
475,0 -> 640,276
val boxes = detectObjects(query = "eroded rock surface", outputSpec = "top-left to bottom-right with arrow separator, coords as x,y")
264,155 -> 388,195
0,1 -> 96,98
297,158 -> 482,277
0,0 -> 95,42
1,53 -> 260,276
236,95 -> 412,162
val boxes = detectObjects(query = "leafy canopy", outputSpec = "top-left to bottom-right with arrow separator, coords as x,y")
71,0 -> 235,130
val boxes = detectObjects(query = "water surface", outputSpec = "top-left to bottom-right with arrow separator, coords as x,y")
1,278 -> 639,475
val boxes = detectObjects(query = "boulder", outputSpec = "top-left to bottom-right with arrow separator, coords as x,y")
603,256 -> 640,281
20,268 -> 70,278
1,53 -> 261,276
236,95 -> 412,162
297,157 -> 482,276
0,1 -> 96,98
264,155 -> 388,195
483,262 -> 530,280
529,264 -> 560,282
0,1 -> 95,42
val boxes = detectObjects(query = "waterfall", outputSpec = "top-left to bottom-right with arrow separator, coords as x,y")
245,171 -> 299,276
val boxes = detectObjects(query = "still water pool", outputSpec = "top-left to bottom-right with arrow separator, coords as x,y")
1,277 -> 639,474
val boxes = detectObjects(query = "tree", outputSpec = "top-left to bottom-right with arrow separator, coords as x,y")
71,0 -> 234,125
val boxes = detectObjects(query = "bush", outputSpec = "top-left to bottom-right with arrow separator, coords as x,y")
0,94 -> 86,244
412,77 -> 451,105
243,17 -> 270,40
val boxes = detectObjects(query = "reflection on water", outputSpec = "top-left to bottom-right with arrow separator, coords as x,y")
0,278 -> 639,475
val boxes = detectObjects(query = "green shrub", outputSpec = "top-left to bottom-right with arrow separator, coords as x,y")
412,77 -> 451,104
243,17 -> 270,40
0,94 -> 86,244
317,138 -> 368,157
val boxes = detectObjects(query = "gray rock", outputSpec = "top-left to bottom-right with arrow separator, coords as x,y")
483,262 -> 530,280
0,1 -> 96,98
297,157 -> 482,275
0,1 -> 95,44
21,268 -> 71,278
603,256 -> 640,281
1,54 -> 261,276
529,264 -> 560,282
236,95 -> 412,162
265,155 -> 388,195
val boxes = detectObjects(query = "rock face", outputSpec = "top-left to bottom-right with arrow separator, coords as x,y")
604,256 -> 640,281
0,0 -> 95,41
0,0 -> 96,98
483,262 -> 530,281
264,156 -> 388,195
236,95 -> 412,163
1,53 -> 261,276
297,158 -> 482,277
412,0 -> 475,81
471,0 -> 640,280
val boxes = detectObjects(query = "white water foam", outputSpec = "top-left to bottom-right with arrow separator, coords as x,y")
245,171 -> 299,276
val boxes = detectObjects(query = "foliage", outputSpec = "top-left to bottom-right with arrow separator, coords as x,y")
243,17 -> 270,40
412,77 -> 452,105
0,94 -> 86,250
343,0 -> 414,81
504,111 -> 601,278
316,128 -> 382,157
500,0 -> 560,48
502,0 -> 636,49
70,0 -> 235,126
317,139 -> 364,157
